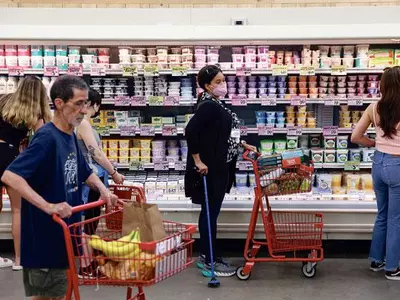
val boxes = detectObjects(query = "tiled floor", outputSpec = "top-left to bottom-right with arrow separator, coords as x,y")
0,259 -> 399,299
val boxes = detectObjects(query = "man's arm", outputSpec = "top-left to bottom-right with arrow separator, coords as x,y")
85,173 -> 118,207
1,171 -> 72,218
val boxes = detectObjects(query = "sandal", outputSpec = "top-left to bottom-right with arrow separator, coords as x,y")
12,264 -> 23,271
0,257 -> 13,268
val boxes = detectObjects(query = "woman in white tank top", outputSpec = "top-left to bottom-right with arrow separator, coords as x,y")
352,66 -> 400,280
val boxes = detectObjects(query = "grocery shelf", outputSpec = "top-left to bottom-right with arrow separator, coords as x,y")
314,162 -> 372,169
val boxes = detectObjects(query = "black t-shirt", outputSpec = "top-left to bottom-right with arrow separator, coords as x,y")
0,115 -> 28,148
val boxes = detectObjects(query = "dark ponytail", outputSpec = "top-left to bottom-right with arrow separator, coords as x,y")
196,65 -> 222,105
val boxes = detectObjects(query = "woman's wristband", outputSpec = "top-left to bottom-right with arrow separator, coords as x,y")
111,168 -> 117,176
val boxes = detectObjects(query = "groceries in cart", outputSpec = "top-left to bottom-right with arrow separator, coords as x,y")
256,149 -> 314,196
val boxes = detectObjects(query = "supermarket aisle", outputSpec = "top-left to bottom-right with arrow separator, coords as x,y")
0,259 -> 399,300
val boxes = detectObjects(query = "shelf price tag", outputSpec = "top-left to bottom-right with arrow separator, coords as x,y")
97,126 -> 110,137
154,162 -> 169,171
236,67 -> 252,77
272,65 -> 288,76
324,97 -> 341,106
122,66 -> 138,77
164,96 -> 180,106
238,161 -> 253,171
171,66 -> 188,76
258,125 -> 274,136
174,161 -> 186,171
90,64 -> 106,76
67,66 -> 83,76
232,95 -> 247,106
44,66 -> 59,77
344,161 -> 360,171
148,96 -> 164,106
162,125 -> 177,136
299,66 -> 316,76
347,96 -> 363,106
290,95 -> 307,106
129,161 -> 144,171
323,126 -> 338,136
144,65 -> 159,77
140,125 -> 156,136
8,66 -> 24,76
331,65 -> 347,76
239,125 -> 248,136
131,96 -> 146,106
119,125 -> 137,137
287,126 -> 302,136
114,96 -> 131,106
261,95 -> 277,106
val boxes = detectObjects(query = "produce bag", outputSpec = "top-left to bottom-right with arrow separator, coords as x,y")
122,202 -> 166,242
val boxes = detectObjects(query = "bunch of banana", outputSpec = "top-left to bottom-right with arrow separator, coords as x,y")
88,230 -> 141,261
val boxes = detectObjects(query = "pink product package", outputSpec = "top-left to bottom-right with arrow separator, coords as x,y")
258,46 -> 269,55
244,46 -> 257,55
232,47 -> 243,54
195,54 -> 207,62
5,45 -> 17,56
194,46 -> 206,55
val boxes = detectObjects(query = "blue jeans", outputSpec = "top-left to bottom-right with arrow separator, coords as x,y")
370,150 -> 400,271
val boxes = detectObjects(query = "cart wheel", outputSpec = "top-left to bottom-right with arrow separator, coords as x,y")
302,263 -> 317,278
236,266 -> 251,281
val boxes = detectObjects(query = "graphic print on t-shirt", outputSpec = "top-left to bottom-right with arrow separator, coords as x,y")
65,152 -> 78,193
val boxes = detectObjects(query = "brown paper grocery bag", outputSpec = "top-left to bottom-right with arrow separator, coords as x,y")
122,202 -> 167,242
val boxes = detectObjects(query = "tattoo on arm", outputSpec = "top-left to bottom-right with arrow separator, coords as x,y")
88,145 -> 98,158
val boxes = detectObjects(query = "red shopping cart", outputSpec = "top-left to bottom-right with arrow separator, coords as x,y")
236,151 -> 324,280
53,185 -> 196,300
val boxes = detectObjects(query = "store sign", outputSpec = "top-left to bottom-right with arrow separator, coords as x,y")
287,126 -> 302,136
119,125 -> 137,136
236,67 -> 252,77
231,95 -> 247,106
299,66 -> 316,76
129,161 -> 144,171
171,66 -> 188,76
162,125 -> 178,136
90,64 -> 106,76
347,97 -> 363,106
131,96 -> 146,106
290,95 -> 307,106
44,66 -> 59,77
344,161 -> 360,171
261,95 -> 277,106
8,66 -> 24,76
148,96 -> 164,106
174,161 -> 186,171
164,96 -> 180,106
122,66 -> 138,77
239,125 -> 248,136
238,161 -> 253,171
144,65 -> 159,77
140,125 -> 156,136
272,65 -> 288,76
323,126 -> 338,136
258,125 -> 274,136
154,162 -> 169,171
114,96 -> 131,106
67,66 -> 83,76
331,65 -> 347,76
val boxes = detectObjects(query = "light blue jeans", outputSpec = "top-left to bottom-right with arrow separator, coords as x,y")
370,150 -> 400,271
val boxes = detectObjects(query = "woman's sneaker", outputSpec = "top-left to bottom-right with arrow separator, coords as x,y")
202,261 -> 236,277
197,255 -> 232,270
370,261 -> 385,272
385,268 -> 400,280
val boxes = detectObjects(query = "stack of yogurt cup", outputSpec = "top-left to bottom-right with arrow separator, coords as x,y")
168,80 -> 181,98
155,76 -> 168,97
0,46 -> 4,68
194,46 -> 207,69
152,140 -> 166,163
115,78 -> 129,97
68,46 -> 81,66
133,77 -> 144,97
17,45 -> 31,68
43,46 -> 56,68
180,140 -> 188,161
118,47 -> 132,65
82,47 -> 98,69
167,140 -> 180,163
5,45 -> 19,68
30,46 -> 43,69
180,78 -> 193,100
144,76 -> 154,97
355,45 -> 369,68
54,46 -> 68,70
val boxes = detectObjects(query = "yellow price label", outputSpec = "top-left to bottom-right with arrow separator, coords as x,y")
144,65 -> 159,77
122,66 -> 138,77
331,65 -> 347,76
148,96 -> 164,106
171,66 -> 188,76
299,66 -> 316,76
272,65 -> 288,76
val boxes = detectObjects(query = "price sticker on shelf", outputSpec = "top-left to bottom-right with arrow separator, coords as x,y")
323,126 -> 339,136
324,97 -> 341,106
164,96 -> 180,106
129,161 -> 144,171
261,95 -> 277,106
174,161 -> 186,171
258,125 -> 274,136
272,65 -> 288,76
44,66 -> 59,77
344,161 -> 360,171
299,66 -> 316,76
8,66 -> 24,76
140,125 -> 156,136
148,96 -> 164,106
236,67 -> 252,77
154,161 -> 170,171
287,126 -> 302,136
347,96 -> 363,106
122,66 -> 138,77
171,66 -> 188,76
239,125 -> 248,136
232,95 -> 247,106
290,95 -> 307,106
119,125 -> 137,137
90,64 -> 106,76
114,96 -> 131,106
97,126 -> 110,137
238,161 -> 253,171
131,96 -> 146,106
144,65 -> 159,77
162,125 -> 178,136
331,65 -> 347,76
67,65 -> 83,76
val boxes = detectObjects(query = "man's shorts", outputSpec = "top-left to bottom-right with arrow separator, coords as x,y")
23,268 -> 67,298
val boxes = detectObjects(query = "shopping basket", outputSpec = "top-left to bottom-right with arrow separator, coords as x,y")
236,151 -> 324,281
53,188 -> 196,300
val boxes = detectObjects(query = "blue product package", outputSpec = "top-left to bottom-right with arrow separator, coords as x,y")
281,149 -> 304,160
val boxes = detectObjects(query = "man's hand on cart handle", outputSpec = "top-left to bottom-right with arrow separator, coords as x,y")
45,202 -> 72,219
241,141 -> 257,153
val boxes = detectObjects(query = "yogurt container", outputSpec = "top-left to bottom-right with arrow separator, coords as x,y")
31,56 -> 43,69
18,56 -> 31,68
336,149 -> 349,163
337,136 -> 349,149
349,149 -> 361,161
311,149 -> 324,163
324,149 -> 336,163
362,148 -> 375,162
287,136 -> 298,149
236,173 -> 248,188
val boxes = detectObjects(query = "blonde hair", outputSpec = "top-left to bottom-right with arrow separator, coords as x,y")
0,76 -> 52,129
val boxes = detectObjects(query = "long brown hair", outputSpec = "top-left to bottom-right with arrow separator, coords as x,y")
0,76 -> 52,129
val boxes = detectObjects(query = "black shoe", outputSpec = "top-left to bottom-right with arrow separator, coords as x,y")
385,268 -> 400,281
370,261 -> 385,272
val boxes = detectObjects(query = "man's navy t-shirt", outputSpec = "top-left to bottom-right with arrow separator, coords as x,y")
7,122 -> 92,269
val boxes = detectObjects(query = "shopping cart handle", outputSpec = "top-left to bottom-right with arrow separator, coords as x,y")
243,150 -> 260,161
